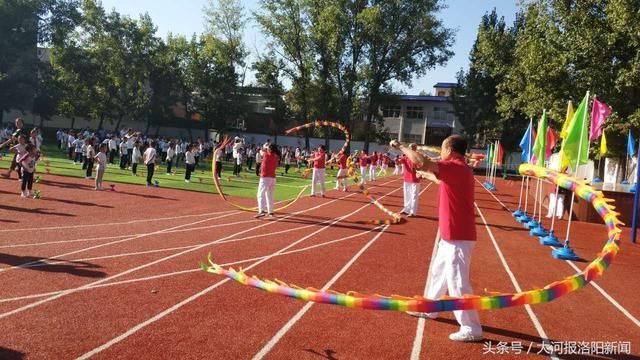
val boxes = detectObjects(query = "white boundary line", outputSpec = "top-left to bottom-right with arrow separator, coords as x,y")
475,203 -> 558,360
76,182 -> 402,359
476,177 -> 640,328
0,226 -> 386,303
409,228 -> 440,360
0,178 -> 401,321
252,227 -> 390,360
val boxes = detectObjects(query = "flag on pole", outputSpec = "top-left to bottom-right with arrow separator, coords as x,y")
519,121 -> 534,163
560,101 -> 574,139
486,143 -> 492,166
589,98 -> 612,141
546,127 -> 559,158
532,110 -> 548,166
600,131 -> 608,156
559,93 -> 590,171
494,141 -> 504,165
627,129 -> 636,156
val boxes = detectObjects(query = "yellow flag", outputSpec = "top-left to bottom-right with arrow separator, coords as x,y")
600,131 -> 608,156
560,101 -> 574,139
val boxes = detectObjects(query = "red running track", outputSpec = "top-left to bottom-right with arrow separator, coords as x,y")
0,173 -> 638,359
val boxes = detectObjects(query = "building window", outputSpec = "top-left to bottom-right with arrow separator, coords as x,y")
406,106 -> 424,119
383,105 -> 401,118
389,133 -> 399,140
432,107 -> 450,121
403,133 -> 423,144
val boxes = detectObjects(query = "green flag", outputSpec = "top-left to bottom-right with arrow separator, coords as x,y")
532,110 -> 548,166
560,93 -> 590,171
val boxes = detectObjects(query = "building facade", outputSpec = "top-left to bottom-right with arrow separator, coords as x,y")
382,82 -> 462,146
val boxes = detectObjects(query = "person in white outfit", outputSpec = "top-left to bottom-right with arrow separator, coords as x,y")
334,151 -> 349,191
256,144 -> 281,218
399,144 -> 421,217
309,145 -> 327,197
369,152 -> 378,181
358,151 -> 368,184
391,135 -> 483,343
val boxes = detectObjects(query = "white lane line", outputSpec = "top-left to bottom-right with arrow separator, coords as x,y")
409,228 -> 440,360
0,210 -> 237,233
252,226 -> 390,360
0,211 -> 244,273
76,182 -> 402,359
0,178 -> 401,321
475,203 -> 559,360
476,177 -> 640,328
0,226 -> 385,304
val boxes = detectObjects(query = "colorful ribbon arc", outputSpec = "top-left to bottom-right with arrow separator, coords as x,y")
211,136 -> 307,212
285,120 -> 402,225
202,164 -> 622,312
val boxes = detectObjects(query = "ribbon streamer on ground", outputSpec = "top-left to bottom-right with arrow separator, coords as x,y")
211,136 -> 307,212
285,120 -> 402,225
202,164 -> 622,312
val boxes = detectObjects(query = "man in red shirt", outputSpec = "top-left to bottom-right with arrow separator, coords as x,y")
398,144 -> 420,217
378,153 -> 390,176
369,151 -> 379,181
256,144 -> 281,218
309,145 -> 327,197
358,151 -> 369,184
334,151 -> 349,191
390,135 -> 483,342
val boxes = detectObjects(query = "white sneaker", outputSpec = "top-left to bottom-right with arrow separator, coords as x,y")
20,191 -> 26,198
185,179 -> 191,183
449,331 -> 483,342
406,311 -> 438,319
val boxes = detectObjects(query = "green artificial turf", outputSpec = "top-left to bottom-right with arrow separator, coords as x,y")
0,144 -> 388,200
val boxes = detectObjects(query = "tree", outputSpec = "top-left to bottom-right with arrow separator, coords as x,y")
252,53 -> 290,142
358,0 -> 454,151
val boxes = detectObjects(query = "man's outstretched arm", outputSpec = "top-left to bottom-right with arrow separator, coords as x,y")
389,140 -> 439,174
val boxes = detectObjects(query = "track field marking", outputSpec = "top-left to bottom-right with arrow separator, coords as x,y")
409,227 -> 440,360
76,182 -> 402,359
476,177 -> 640,328
475,203 -> 558,360
0,178 -> 401,321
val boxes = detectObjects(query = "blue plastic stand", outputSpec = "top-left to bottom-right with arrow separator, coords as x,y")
524,219 -> 539,229
154,180 -> 160,187
530,225 -> 548,237
516,214 -> 531,223
630,183 -> 637,193
541,230 -> 562,246
592,177 -> 603,183
483,182 -> 496,191
512,208 -> 524,217
621,179 -> 630,185
552,240 -> 580,261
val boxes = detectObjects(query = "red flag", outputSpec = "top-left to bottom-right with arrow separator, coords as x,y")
495,141 -> 504,166
546,127 -> 559,157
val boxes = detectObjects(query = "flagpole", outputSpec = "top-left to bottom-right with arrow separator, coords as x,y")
492,141 -> 498,185
564,91 -> 590,244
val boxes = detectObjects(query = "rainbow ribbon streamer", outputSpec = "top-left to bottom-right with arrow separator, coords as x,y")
211,136 -> 307,212
286,120 -> 402,225
202,164 -> 622,312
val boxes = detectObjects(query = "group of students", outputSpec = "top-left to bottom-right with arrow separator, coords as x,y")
253,136 -> 485,342
1,118 -> 43,197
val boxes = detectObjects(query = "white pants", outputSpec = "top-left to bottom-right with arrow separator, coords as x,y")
427,239 -> 483,336
546,192 -> 565,218
335,168 -> 348,190
378,164 -> 388,176
257,177 -> 275,214
393,165 -> 400,176
311,168 -> 325,195
360,166 -> 368,183
403,182 -> 420,215
369,165 -> 377,181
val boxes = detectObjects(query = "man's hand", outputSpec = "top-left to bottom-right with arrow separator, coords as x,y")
389,140 -> 400,149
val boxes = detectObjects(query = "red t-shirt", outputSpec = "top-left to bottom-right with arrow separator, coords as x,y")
436,154 -> 477,241
370,154 -> 378,164
382,155 -> 390,165
312,151 -> 326,169
400,157 -> 419,183
260,152 -> 280,178
337,153 -> 347,169
359,153 -> 368,167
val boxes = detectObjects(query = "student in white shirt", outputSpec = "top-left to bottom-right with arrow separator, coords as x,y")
18,144 -> 38,197
143,140 -> 157,186
108,136 -> 117,164
67,132 -> 76,160
131,141 -> 142,176
85,138 -> 95,179
166,142 -> 176,175
119,139 -> 128,169
185,144 -> 196,183
94,144 -> 108,190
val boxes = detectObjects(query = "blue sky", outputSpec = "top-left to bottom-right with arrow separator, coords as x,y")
100,0 -> 518,94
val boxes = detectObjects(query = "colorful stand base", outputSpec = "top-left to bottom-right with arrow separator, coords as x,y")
524,219 -> 540,229
552,241 -> 580,261
483,182 -> 496,191
621,179 -> 630,185
592,177 -> 603,183
516,214 -> 531,223
530,225 -> 549,237
541,231 -> 562,247
512,209 -> 524,217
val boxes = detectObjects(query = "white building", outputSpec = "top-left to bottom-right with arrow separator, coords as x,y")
382,82 -> 462,145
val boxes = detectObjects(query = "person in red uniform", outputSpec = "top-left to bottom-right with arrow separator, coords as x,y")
378,153 -> 390,176
391,135 -> 483,342
309,145 -> 327,197
358,150 -> 369,184
369,151 -> 379,181
334,151 -> 349,191
397,144 -> 420,217
255,144 -> 281,218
